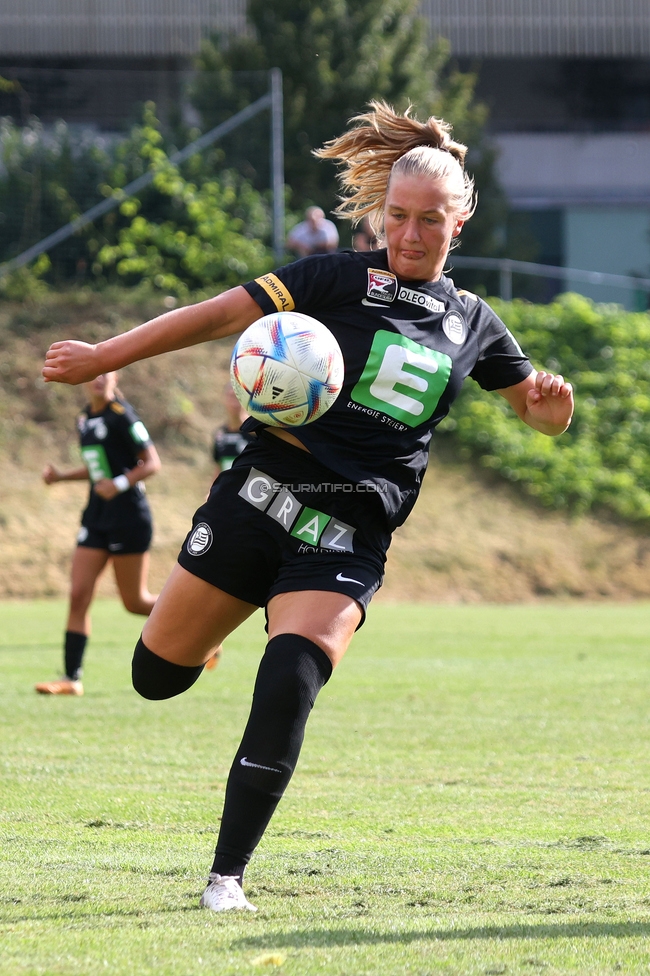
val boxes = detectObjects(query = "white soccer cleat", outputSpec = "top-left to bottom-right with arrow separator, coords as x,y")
199,873 -> 257,912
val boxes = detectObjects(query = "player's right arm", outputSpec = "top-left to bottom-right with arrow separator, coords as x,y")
42,286 -> 262,386
43,463 -> 89,484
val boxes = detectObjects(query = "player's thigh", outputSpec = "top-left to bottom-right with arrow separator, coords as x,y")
69,546 -> 110,603
142,564 -> 258,666
266,590 -> 362,669
112,551 -> 149,595
112,552 -> 155,612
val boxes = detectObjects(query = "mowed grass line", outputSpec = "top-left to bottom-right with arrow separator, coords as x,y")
1,599 -> 650,975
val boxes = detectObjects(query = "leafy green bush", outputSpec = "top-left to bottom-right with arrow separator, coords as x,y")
442,293 -> 650,521
0,117 -> 114,277
0,105 -> 275,294
96,105 -> 273,298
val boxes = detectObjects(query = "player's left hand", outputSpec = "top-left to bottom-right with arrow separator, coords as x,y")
525,371 -> 574,433
93,477 -> 120,500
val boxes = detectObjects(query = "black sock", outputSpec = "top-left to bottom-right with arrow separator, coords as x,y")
211,634 -> 332,882
64,631 -> 87,681
131,637 -> 205,700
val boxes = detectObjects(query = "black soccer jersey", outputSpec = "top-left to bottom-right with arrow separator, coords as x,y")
242,249 -> 533,529
77,397 -> 153,530
212,426 -> 255,470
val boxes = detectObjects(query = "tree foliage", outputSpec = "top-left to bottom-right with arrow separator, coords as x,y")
191,0 -> 507,259
0,117 -> 113,276
0,105 -> 274,296
96,105 -> 272,298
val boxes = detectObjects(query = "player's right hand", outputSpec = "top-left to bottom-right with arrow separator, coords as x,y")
42,340 -> 100,385
42,464 -> 60,485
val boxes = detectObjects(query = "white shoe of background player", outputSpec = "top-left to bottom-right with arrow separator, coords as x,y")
199,873 -> 257,912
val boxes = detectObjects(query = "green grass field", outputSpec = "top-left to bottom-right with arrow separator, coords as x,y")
2,600 -> 650,975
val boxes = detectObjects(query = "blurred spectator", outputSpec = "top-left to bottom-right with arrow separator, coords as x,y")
287,206 -> 339,257
352,215 -> 379,251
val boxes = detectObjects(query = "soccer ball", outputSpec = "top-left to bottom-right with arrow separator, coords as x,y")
230,311 -> 344,427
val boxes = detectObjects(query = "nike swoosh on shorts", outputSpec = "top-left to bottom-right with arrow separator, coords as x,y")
336,572 -> 364,586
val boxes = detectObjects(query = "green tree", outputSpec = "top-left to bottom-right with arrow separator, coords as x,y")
97,104 -> 273,298
0,117 -> 113,277
191,0 -> 507,261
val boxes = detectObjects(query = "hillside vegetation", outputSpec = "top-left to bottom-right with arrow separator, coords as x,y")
2,288 -> 650,602
450,293 -> 650,520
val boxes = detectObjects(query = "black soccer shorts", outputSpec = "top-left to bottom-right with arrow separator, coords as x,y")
77,516 -> 152,555
177,433 -> 390,624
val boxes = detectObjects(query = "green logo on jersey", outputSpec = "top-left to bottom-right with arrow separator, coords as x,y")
81,445 -> 112,482
351,330 -> 452,426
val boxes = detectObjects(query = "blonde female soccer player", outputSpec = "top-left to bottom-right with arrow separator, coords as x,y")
41,102 -> 573,909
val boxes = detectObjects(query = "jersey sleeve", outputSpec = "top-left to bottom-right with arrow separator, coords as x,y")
113,401 -> 153,452
468,301 -> 533,391
242,253 -> 352,316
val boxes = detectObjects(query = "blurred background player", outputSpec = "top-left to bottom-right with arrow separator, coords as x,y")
35,371 -> 161,695
205,384 -> 254,671
286,205 -> 339,257
352,214 -> 378,251
212,384 -> 254,478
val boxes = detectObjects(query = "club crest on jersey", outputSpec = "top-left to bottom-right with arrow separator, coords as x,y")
367,269 -> 397,303
442,310 -> 467,345
187,522 -> 213,555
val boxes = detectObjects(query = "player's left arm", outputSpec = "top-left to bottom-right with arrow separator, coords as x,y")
497,370 -> 574,436
93,446 -> 161,500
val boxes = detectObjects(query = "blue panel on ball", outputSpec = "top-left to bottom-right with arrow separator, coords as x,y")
267,315 -> 291,363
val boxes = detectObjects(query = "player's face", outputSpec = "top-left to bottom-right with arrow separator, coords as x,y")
384,174 -> 465,281
84,372 -> 118,401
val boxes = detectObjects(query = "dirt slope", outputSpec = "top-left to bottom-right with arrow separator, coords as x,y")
3,445 -> 650,603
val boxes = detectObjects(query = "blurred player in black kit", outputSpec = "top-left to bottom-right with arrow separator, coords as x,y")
42,102 -> 574,910
204,385 -> 255,672
212,385 -> 254,478
35,371 -> 161,696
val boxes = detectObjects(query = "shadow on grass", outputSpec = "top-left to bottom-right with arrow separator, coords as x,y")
235,921 -> 650,949
0,904 -> 198,924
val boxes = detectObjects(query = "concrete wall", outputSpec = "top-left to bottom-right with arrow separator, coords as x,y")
0,0 -> 246,56
494,133 -> 650,210
495,133 -> 650,307
422,0 -> 650,56
2,1 -> 650,58
565,208 -> 650,306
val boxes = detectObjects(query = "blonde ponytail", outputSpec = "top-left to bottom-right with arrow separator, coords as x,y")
316,101 -> 475,233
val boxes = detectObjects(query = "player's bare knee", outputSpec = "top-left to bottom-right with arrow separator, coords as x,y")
122,595 -> 148,615
70,589 -> 93,615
